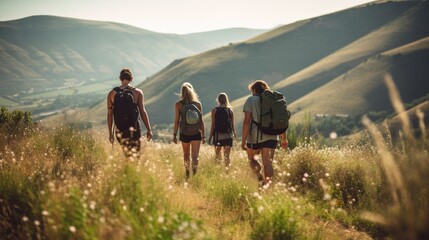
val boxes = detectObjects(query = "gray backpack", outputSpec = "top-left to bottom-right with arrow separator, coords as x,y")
180,101 -> 202,136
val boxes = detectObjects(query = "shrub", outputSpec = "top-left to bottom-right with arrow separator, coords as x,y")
0,106 -> 33,143
250,198 -> 301,240
49,125 -> 105,178
0,167 -> 44,239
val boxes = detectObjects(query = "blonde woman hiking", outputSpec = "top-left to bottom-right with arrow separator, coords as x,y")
107,68 -> 153,159
208,92 -> 237,168
173,82 -> 206,179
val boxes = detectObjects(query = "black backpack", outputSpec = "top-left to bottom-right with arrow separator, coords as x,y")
113,87 -> 139,131
214,107 -> 231,133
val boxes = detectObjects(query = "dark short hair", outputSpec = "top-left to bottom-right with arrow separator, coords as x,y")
248,80 -> 270,94
120,68 -> 132,80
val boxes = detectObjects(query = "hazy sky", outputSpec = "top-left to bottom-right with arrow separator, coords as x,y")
0,0 -> 374,34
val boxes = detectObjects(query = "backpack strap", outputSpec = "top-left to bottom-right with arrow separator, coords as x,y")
113,86 -> 135,92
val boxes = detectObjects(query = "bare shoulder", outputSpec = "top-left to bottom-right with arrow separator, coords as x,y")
107,89 -> 116,99
133,88 -> 144,96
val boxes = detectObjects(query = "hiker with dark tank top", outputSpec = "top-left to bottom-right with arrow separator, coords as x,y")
173,82 -> 206,180
241,80 -> 287,187
208,92 -> 237,168
107,68 -> 153,159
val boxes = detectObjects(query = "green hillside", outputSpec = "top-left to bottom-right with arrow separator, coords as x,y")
0,15 -> 266,96
129,0 -> 428,126
289,38 -> 429,120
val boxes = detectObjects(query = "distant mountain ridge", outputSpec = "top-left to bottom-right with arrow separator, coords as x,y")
0,15 -> 266,95
116,0 -> 428,126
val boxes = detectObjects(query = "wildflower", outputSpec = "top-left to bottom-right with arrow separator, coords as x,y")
34,220 -> 40,226
323,193 -> 332,200
303,173 -> 309,178
22,216 -> 29,222
42,210 -> 49,216
69,226 -> 76,233
158,216 -> 165,224
263,183 -> 270,190
257,206 -> 264,213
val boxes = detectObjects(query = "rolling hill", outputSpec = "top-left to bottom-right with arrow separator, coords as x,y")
0,15 -> 266,96
95,0 -> 428,127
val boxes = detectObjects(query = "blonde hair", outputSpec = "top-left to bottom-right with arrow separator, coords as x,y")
248,80 -> 270,94
180,82 -> 199,103
217,92 -> 232,108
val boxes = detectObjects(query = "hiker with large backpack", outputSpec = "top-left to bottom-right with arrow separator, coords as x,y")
241,80 -> 289,187
208,92 -> 237,168
172,82 -> 205,180
107,68 -> 153,159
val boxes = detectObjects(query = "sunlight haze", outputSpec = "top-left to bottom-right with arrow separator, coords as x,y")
0,0 -> 374,33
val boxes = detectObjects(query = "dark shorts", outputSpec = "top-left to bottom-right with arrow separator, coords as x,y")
213,138 -> 233,147
180,133 -> 202,143
247,140 -> 277,150
115,128 -> 141,154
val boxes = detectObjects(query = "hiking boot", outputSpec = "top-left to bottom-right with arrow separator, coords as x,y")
192,166 -> 197,175
186,170 -> 190,179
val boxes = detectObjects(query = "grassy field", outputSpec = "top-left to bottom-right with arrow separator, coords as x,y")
22,81 -> 117,100
0,97 -> 18,107
1,78 -> 428,239
1,105 -> 428,240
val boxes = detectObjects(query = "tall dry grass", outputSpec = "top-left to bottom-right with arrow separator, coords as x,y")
360,74 -> 429,240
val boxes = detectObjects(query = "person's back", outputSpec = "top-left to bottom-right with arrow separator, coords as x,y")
179,100 -> 202,136
107,68 -> 153,159
244,95 -> 277,146
241,80 -> 286,186
208,92 -> 237,167
112,86 -> 139,132
172,82 -> 206,179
